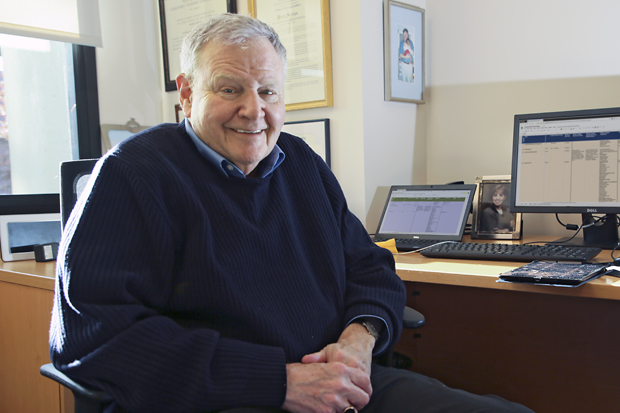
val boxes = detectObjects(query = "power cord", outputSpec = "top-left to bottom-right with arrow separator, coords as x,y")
392,241 -> 458,255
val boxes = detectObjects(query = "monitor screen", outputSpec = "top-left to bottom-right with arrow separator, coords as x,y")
510,107 -> 620,248
511,107 -> 620,214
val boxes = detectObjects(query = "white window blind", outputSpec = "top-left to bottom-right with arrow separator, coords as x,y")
0,0 -> 102,47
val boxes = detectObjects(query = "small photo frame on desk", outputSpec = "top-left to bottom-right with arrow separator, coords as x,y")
471,175 -> 522,240
281,119 -> 330,167
0,213 -> 61,262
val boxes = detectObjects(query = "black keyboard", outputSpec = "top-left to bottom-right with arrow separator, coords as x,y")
419,242 -> 602,262
374,238 -> 442,251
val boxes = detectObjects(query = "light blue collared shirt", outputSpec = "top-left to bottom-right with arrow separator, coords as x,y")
184,118 -> 285,178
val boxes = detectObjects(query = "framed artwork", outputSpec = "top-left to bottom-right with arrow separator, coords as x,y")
281,119 -> 330,167
383,0 -> 425,103
471,175 -> 523,240
249,0 -> 334,111
158,0 -> 231,91
0,213 -> 61,261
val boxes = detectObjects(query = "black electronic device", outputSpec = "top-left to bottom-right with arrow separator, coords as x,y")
419,242 -> 601,263
373,184 -> 476,251
510,107 -> 620,249
498,261 -> 608,286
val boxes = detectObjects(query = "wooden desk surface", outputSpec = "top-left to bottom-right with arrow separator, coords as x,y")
394,237 -> 620,301
0,259 -> 55,291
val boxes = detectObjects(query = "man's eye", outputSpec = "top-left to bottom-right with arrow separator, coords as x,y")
222,88 -> 235,93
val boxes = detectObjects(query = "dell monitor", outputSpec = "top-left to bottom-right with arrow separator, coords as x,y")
510,107 -> 620,249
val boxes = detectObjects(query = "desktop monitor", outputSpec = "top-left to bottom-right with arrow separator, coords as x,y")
510,107 -> 620,249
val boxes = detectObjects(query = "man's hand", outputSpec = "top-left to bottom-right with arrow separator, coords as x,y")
302,323 -> 375,376
282,361 -> 371,413
281,323 -> 376,412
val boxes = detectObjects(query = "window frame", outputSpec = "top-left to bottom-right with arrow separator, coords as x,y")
0,44 -> 101,215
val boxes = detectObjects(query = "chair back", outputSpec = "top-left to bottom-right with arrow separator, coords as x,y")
60,159 -> 98,229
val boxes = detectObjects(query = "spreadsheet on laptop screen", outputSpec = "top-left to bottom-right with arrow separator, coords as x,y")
378,188 -> 472,236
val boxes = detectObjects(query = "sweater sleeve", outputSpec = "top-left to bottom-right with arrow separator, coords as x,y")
50,155 -> 287,412
317,160 -> 407,352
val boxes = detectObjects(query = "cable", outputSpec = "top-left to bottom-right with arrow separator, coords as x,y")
391,241 -> 459,255
522,215 -> 601,246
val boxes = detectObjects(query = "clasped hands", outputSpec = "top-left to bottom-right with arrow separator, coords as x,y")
282,323 -> 376,413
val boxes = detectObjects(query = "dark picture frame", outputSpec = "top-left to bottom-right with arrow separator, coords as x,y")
383,0 -> 425,103
158,0 -> 232,91
471,175 -> 523,240
281,119 -> 330,167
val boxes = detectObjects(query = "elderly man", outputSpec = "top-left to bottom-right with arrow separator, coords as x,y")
50,13 -> 533,413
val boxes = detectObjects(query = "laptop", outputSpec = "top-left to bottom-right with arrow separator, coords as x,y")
373,184 -> 476,251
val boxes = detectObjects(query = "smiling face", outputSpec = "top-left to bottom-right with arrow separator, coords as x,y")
492,188 -> 506,207
177,37 -> 285,176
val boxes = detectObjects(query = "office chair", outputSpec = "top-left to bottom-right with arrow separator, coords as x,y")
42,159 -> 426,412
59,159 -> 99,229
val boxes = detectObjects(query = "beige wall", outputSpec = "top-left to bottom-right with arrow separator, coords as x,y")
424,0 -> 620,236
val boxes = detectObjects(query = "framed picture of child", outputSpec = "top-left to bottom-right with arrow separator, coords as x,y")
383,0 -> 425,103
471,175 -> 523,240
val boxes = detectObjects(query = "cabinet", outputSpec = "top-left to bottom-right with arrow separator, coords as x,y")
394,247 -> 620,413
0,261 -> 71,412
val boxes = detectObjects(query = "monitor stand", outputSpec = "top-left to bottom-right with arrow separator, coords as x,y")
552,213 -> 620,249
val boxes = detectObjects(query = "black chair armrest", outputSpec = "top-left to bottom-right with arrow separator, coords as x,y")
40,363 -> 112,403
403,306 -> 425,329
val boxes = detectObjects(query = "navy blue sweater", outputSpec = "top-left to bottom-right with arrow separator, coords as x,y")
50,122 -> 406,412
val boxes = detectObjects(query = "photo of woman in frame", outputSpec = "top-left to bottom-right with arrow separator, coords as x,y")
480,183 -> 514,233
472,176 -> 522,240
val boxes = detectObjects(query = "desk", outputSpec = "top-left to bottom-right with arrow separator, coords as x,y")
393,237 -> 620,413
0,260 -> 71,413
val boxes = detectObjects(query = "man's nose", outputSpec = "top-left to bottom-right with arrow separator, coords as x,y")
238,91 -> 265,120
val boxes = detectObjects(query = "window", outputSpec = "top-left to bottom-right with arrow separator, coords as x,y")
0,34 -> 100,215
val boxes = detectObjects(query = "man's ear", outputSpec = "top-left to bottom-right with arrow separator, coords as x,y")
176,74 -> 193,118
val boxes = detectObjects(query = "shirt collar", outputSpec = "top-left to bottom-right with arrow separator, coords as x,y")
184,118 -> 284,178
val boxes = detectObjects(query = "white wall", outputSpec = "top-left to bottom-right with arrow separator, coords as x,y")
428,0 -> 620,86
96,0 -> 163,127
361,0 -> 426,226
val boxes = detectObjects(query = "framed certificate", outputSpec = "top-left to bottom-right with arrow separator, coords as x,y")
158,0 -> 231,91
249,0 -> 334,111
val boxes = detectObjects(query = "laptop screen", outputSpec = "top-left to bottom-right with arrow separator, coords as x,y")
375,184 -> 476,241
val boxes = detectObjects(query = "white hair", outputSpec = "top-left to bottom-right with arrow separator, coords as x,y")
179,13 -> 287,86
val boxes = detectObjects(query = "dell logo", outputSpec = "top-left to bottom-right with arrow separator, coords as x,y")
587,208 -> 598,213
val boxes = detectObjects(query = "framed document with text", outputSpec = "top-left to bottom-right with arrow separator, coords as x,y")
158,0 -> 230,91
249,0 -> 334,111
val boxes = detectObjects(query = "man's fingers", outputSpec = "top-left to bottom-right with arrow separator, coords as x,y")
283,362 -> 371,413
301,351 -> 326,364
